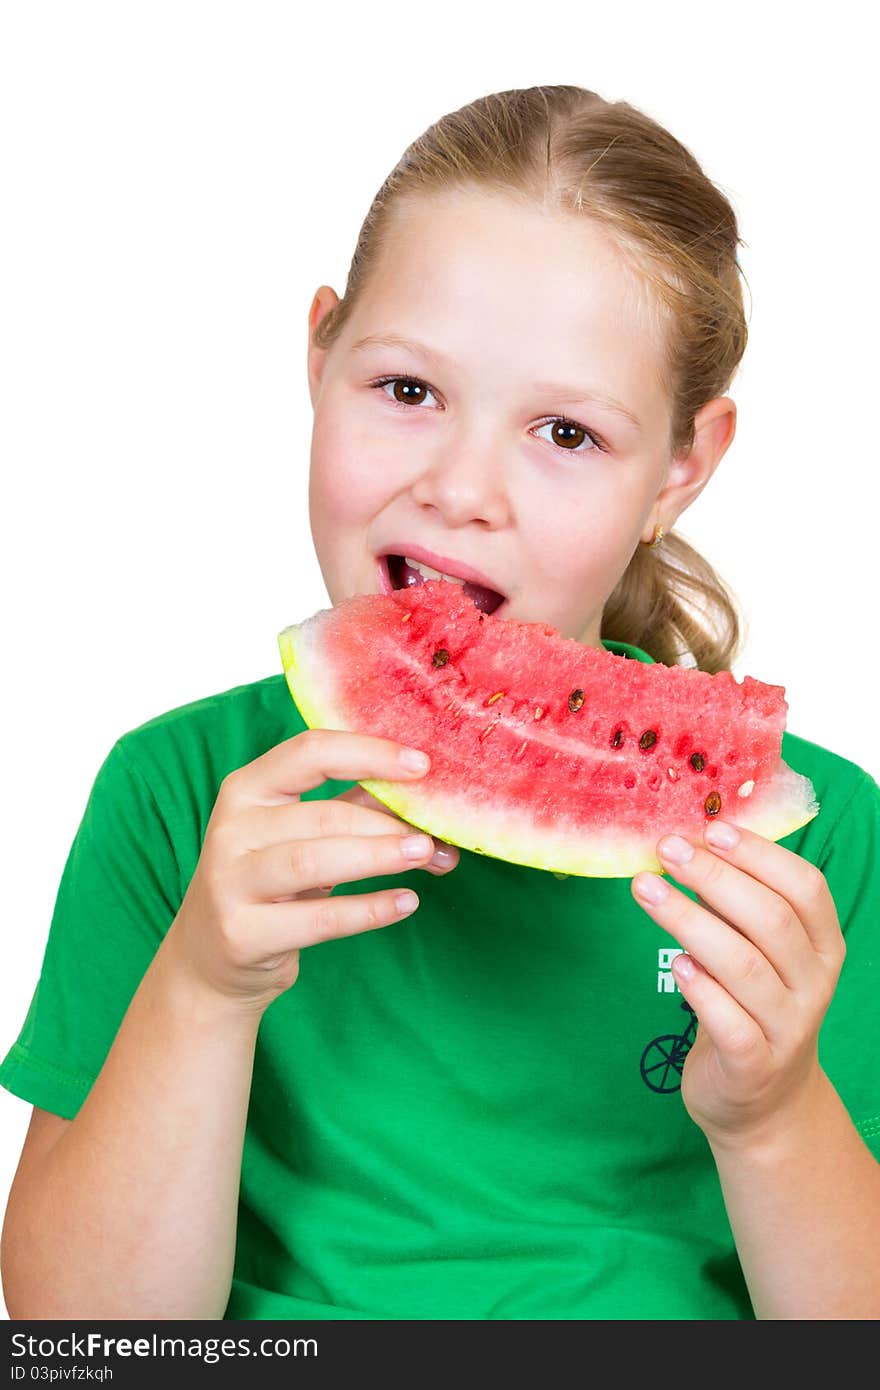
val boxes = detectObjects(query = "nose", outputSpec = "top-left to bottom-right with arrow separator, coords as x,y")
408,425 -> 510,529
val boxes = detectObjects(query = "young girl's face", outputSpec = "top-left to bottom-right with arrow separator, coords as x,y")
306,187 -> 732,644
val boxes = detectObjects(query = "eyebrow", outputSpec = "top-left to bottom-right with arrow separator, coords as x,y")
351,332 -> 642,430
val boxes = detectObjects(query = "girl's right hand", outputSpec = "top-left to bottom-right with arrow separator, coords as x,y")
165,729 -> 456,1012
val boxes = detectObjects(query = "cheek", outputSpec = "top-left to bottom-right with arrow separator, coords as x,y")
309,408 -> 389,533
528,504 -> 623,581
520,494 -> 641,630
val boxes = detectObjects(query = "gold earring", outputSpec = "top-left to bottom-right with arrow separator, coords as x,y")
642,524 -> 665,548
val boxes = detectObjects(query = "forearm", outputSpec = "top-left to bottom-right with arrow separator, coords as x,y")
709,1069 -> 880,1319
2,931 -> 262,1320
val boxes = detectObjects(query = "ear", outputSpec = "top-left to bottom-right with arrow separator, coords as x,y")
307,286 -> 342,406
642,396 -> 737,543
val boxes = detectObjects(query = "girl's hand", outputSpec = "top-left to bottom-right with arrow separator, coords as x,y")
166,729 -> 458,1014
631,822 -> 846,1150
331,783 -> 460,875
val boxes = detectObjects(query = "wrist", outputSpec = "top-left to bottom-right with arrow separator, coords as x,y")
705,1064 -> 836,1170
154,929 -> 268,1034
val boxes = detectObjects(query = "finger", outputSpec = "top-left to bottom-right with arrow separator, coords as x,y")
334,786 -> 460,874
257,885 -> 422,951
335,785 -> 398,814
631,872 -> 787,1044
670,953 -> 771,1082
651,832 -> 817,991
699,821 -> 841,962
240,794 -> 423,849
243,830 -> 439,901
221,728 -> 431,808
237,797 -> 459,875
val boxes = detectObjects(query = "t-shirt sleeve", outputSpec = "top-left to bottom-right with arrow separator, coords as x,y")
0,737 -> 185,1119
816,768 -> 880,1161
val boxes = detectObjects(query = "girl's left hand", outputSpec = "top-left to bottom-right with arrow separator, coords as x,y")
631,822 -> 846,1149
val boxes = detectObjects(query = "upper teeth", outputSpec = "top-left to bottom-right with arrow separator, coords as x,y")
404,556 -> 466,585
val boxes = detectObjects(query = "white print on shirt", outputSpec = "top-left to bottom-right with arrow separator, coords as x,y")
657,946 -> 684,993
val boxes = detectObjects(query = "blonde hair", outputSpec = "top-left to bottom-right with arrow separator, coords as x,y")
312,85 -> 751,672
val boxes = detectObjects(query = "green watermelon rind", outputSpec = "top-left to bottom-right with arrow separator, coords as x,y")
277,621 -> 820,879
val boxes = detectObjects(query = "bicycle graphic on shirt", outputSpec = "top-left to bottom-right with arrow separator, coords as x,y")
639,1000 -> 698,1093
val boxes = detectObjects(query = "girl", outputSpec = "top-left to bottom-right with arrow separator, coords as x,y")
2,85 -> 879,1322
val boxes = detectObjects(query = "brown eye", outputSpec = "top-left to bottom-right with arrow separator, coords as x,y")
534,418 -> 602,455
551,421 -> 587,449
376,377 -> 432,407
392,379 -> 426,404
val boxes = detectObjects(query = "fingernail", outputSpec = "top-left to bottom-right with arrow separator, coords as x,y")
400,747 -> 430,772
673,953 -> 696,979
658,834 -> 694,866
430,844 -> 457,870
401,834 -> 433,859
705,820 -> 740,850
633,872 -> 669,904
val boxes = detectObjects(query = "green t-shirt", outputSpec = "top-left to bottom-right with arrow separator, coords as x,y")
2,638 -> 879,1321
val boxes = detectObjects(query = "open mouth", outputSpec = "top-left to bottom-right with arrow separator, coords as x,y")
380,554 -> 506,616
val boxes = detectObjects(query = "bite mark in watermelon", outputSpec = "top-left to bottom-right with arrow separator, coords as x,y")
277,581 -> 819,878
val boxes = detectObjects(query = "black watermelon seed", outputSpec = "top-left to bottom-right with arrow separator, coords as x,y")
639,730 -> 658,751
432,648 -> 450,668
611,729 -> 624,748
690,752 -> 706,772
568,689 -> 585,713
705,791 -> 722,816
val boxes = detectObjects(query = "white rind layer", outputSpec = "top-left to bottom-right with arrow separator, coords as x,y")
354,764 -> 819,877
278,621 -> 820,878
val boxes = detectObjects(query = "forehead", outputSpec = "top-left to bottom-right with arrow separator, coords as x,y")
345,188 -> 669,406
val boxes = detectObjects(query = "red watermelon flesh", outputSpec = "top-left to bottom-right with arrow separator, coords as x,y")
277,580 -> 819,877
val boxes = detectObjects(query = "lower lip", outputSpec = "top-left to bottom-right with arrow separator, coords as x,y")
375,555 -> 507,615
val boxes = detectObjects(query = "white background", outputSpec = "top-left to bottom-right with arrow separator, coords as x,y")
1,1 -> 875,1320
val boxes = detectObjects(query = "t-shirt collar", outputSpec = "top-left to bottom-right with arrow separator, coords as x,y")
601,638 -> 655,664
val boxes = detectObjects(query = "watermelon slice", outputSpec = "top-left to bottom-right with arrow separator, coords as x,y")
277,581 -> 819,877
